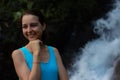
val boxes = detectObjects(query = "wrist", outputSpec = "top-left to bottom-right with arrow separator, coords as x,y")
33,52 -> 40,55
33,61 -> 40,64
33,55 -> 41,62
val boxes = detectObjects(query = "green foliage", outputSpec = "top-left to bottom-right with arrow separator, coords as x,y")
0,0 -> 97,44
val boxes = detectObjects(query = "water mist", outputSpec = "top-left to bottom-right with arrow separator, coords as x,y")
69,0 -> 120,80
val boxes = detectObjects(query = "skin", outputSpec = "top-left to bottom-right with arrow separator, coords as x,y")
12,14 -> 69,80
113,59 -> 120,80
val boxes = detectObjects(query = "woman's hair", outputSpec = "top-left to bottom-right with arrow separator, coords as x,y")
21,9 -> 47,43
21,9 -> 46,25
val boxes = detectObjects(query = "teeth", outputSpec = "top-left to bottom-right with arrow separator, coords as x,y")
27,34 -> 34,37
27,33 -> 34,36
29,35 -> 34,37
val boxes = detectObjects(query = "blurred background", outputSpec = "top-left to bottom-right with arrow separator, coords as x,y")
0,0 -> 113,79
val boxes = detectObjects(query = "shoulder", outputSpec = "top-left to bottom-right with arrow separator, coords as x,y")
49,46 -> 59,54
11,49 -> 24,61
50,46 -> 62,59
12,46 -> 25,57
12,49 -> 21,56
53,47 -> 59,53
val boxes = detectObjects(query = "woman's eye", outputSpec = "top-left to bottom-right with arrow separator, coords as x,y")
22,25 -> 27,29
30,23 -> 38,27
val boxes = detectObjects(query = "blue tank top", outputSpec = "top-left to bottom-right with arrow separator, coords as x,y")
19,46 -> 58,80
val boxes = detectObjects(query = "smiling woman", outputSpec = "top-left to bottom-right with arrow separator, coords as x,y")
22,14 -> 45,41
11,9 -> 69,80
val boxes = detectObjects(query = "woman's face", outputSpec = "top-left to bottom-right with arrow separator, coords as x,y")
22,14 -> 45,41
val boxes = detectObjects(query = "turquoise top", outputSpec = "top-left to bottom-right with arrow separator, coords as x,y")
19,46 -> 58,80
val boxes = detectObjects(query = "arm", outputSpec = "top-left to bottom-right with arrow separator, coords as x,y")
113,59 -> 120,80
54,48 -> 69,80
12,49 -> 41,80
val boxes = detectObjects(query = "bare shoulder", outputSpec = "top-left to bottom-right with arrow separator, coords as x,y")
12,49 -> 24,61
52,47 -> 59,55
51,47 -> 61,59
12,49 -> 21,57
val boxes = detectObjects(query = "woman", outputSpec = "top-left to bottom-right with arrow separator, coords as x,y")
12,10 -> 69,80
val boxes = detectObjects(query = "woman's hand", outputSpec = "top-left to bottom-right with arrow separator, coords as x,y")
28,39 -> 42,56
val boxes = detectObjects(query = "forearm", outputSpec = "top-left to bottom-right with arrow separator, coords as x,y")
28,55 -> 41,80
59,69 -> 69,80
113,59 -> 120,80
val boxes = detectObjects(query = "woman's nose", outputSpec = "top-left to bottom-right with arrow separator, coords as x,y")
27,26 -> 32,32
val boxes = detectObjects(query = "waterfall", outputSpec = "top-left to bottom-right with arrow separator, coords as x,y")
69,0 -> 120,80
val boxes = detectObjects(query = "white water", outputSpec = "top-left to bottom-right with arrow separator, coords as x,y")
69,0 -> 120,80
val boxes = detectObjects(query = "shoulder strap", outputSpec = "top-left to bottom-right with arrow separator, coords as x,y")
47,46 -> 57,63
19,47 -> 33,70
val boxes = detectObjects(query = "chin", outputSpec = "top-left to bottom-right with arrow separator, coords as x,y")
28,38 -> 41,41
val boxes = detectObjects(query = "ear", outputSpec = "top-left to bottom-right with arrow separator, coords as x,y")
42,23 -> 46,31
